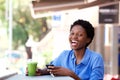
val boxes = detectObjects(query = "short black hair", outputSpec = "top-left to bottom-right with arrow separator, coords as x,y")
70,19 -> 94,47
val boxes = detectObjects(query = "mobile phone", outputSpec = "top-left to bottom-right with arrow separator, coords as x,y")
46,64 -> 55,77
46,64 -> 54,69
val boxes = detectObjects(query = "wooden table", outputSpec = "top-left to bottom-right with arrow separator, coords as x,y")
6,74 -> 74,80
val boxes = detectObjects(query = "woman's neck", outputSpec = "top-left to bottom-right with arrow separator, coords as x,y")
74,48 -> 86,64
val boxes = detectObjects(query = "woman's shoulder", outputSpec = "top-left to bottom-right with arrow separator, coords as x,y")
86,48 -> 104,67
86,48 -> 103,59
59,49 -> 73,56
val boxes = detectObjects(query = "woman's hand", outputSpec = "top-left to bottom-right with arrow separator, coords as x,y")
47,66 -> 72,76
47,66 -> 80,80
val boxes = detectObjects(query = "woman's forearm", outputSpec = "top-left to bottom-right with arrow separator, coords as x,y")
68,71 -> 81,80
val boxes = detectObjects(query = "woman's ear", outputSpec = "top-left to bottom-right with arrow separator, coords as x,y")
86,38 -> 91,44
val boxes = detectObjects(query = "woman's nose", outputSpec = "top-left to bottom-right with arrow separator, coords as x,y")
72,34 -> 78,39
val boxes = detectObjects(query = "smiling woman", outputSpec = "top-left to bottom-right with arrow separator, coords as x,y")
48,19 -> 104,80
25,19 -> 104,80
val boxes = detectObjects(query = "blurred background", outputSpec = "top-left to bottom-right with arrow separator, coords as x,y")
0,0 -> 120,79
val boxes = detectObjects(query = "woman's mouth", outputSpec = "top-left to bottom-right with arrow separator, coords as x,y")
71,40 -> 78,46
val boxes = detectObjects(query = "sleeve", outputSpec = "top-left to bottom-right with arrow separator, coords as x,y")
50,50 -> 66,66
89,54 -> 104,80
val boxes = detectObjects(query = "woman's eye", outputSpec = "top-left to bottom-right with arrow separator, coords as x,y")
70,32 -> 74,35
78,34 -> 82,37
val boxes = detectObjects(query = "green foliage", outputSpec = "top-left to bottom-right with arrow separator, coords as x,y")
12,2 -> 50,49
0,0 -> 51,50
12,25 -> 28,49
0,0 -> 8,28
0,0 -> 5,20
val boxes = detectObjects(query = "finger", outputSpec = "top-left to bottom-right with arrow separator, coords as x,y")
26,73 -> 28,76
48,66 -> 54,69
50,66 -> 60,70
36,71 -> 41,76
50,71 -> 55,77
47,69 -> 52,72
26,67 -> 28,76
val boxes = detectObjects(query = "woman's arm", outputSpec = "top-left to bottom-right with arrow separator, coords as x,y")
48,66 -> 81,80
68,70 -> 81,80
89,54 -> 104,80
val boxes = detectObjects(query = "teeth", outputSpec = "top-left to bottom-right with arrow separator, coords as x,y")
71,40 -> 77,46
72,40 -> 77,43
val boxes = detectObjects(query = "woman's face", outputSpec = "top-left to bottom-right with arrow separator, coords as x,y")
69,25 -> 90,50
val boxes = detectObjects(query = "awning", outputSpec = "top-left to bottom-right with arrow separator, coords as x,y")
30,0 -> 119,18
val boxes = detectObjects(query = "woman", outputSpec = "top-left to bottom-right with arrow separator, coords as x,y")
27,19 -> 104,80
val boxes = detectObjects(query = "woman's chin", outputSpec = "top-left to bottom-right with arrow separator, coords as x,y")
71,47 -> 77,50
